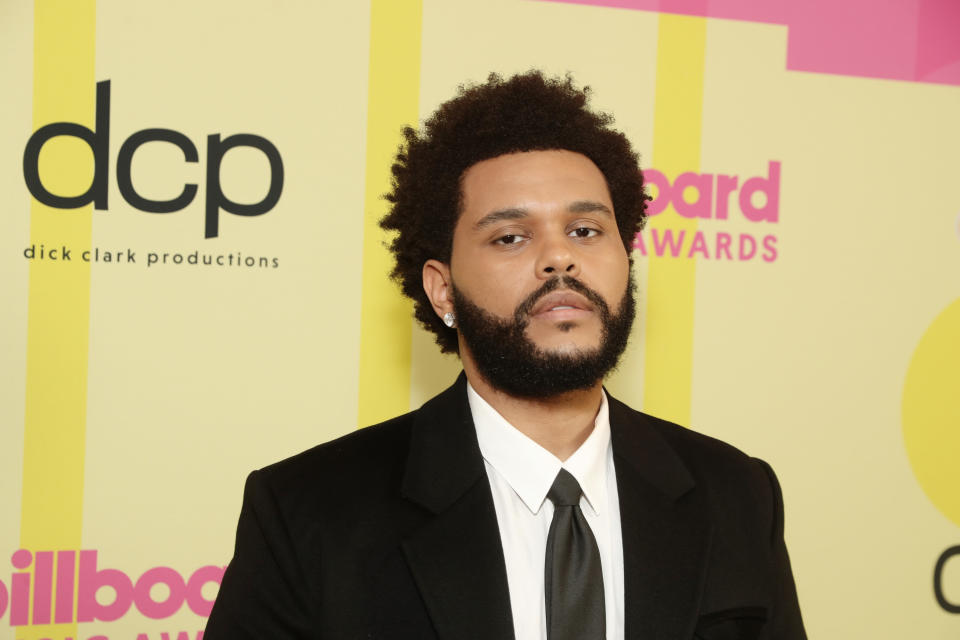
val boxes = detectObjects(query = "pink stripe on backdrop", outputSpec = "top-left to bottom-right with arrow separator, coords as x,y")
540,0 -> 960,86
785,0 -> 919,81
917,0 -> 960,82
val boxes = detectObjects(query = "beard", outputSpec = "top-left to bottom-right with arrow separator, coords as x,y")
451,272 -> 636,399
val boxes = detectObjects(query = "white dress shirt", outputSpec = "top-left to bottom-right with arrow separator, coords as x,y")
467,383 -> 625,640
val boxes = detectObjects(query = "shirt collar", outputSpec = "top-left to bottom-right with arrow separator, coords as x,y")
468,382 -> 611,517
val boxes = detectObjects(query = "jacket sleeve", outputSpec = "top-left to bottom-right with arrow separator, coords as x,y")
754,458 -> 807,640
204,470 -> 316,639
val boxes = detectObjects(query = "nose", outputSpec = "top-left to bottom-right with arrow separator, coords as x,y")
535,234 -> 580,279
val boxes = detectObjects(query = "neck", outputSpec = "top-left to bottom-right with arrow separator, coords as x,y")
462,356 -> 603,462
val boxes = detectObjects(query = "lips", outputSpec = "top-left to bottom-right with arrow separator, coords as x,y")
530,290 -> 594,316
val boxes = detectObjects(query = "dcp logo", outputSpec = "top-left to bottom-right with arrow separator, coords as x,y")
23,80 -> 284,238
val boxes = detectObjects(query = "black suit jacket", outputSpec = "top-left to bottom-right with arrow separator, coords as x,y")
206,375 -> 806,639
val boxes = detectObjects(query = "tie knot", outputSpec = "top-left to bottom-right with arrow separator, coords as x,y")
547,469 -> 583,507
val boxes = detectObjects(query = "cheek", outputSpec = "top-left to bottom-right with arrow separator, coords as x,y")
450,254 -> 527,314
480,273 -> 528,314
595,253 -> 631,303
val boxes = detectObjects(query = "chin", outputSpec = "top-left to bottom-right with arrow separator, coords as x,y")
532,337 -> 602,355
528,328 -> 600,350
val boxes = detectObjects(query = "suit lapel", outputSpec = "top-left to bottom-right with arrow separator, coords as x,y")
397,379 -> 712,639
400,375 -> 515,640
609,396 -> 713,640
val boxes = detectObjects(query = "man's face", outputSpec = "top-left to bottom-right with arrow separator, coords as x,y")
448,150 -> 634,397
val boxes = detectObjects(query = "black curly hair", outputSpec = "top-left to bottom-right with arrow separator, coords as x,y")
380,70 -> 648,354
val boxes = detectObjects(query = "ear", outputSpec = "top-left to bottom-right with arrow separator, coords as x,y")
422,259 -> 454,320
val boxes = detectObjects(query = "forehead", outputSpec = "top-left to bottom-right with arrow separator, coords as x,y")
459,150 -> 613,221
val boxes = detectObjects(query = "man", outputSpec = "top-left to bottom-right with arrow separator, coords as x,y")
205,72 -> 806,639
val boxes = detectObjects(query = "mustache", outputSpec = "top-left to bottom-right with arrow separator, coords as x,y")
514,275 -> 610,322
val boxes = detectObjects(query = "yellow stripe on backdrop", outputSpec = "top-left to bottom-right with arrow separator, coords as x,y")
642,14 -> 707,427
20,0 -> 96,636
357,0 -> 423,428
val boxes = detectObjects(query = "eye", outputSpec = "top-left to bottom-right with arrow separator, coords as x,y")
570,226 -> 600,238
494,234 -> 523,245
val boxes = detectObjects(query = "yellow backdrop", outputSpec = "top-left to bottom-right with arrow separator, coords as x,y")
2,1 -> 959,638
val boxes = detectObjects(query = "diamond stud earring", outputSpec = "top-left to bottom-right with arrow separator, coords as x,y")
443,312 -> 456,328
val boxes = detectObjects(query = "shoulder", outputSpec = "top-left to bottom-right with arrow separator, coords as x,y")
242,375 -> 471,529
244,411 -> 419,527
608,395 -> 775,507
609,396 -> 786,564
261,411 -> 415,482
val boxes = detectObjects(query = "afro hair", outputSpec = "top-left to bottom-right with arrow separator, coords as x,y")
380,70 -> 648,354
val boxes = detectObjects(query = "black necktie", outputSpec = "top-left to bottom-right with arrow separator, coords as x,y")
544,468 -> 606,640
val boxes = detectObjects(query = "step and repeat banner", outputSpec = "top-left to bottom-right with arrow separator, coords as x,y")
2,0 -> 958,638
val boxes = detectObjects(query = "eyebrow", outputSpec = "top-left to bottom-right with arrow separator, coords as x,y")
473,207 -> 528,230
568,200 -> 613,216
472,200 -> 613,231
